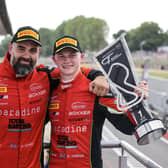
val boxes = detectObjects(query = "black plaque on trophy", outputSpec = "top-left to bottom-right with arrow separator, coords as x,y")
95,35 -> 166,145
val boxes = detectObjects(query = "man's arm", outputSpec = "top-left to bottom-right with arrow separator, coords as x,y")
81,67 -> 109,96
44,66 -> 109,96
97,96 -> 136,135
97,81 -> 149,134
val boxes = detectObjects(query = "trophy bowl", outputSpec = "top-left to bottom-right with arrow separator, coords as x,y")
134,118 -> 166,145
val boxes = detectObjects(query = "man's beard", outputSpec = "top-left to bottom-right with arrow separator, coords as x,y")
12,56 -> 36,76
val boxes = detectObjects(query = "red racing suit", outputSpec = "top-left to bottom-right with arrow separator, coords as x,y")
0,52 -> 101,168
48,71 -> 136,168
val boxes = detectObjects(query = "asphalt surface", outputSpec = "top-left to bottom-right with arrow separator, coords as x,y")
102,120 -> 168,168
102,75 -> 168,168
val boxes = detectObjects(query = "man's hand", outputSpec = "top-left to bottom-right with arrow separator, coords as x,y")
89,76 -> 109,96
134,81 -> 149,99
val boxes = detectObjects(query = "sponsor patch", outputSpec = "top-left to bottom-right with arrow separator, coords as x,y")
0,95 -> 8,99
72,102 -> 87,110
9,143 -> 18,149
17,30 -> 39,40
0,87 -> 7,93
29,89 -> 46,98
49,103 -> 59,110
30,83 -> 42,91
8,119 -> 32,132
56,135 -> 77,149
56,38 -> 77,47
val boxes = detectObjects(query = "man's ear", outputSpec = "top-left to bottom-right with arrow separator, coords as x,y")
52,55 -> 57,64
81,53 -> 84,59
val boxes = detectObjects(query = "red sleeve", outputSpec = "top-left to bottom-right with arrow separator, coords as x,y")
80,67 -> 93,77
50,68 -> 60,78
99,96 -> 137,125
126,110 -> 137,125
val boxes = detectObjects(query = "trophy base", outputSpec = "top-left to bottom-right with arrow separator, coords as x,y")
134,119 -> 166,145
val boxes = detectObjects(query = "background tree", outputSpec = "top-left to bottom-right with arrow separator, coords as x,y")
113,22 -> 165,51
39,28 -> 55,56
1,19 -> 168,57
162,30 -> 168,45
113,29 -> 127,39
0,35 -> 12,57
36,16 -> 109,56
54,15 -> 109,52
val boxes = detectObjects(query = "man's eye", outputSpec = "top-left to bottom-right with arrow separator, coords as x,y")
59,55 -> 65,58
70,54 -> 76,58
30,48 -> 38,53
17,46 -> 25,51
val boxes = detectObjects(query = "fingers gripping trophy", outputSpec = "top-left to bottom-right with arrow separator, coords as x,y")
95,35 -> 166,145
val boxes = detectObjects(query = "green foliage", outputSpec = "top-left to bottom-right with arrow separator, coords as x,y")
113,30 -> 127,39
162,31 -> 168,45
39,28 -> 55,56
0,35 -> 12,57
38,16 -> 109,55
113,22 -> 165,52
54,15 -> 109,52
0,16 -> 109,56
1,18 -> 168,56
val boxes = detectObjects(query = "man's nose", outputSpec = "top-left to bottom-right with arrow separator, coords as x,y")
63,56 -> 71,61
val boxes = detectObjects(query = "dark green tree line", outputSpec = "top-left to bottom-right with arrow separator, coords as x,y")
0,36 -> 12,57
113,22 -> 167,52
0,15 -> 109,57
1,19 -> 168,57
53,15 -> 109,53
0,16 -> 109,57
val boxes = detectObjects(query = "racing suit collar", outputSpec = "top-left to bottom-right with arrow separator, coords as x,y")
60,71 -> 85,90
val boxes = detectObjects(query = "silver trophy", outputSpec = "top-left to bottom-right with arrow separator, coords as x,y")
95,35 -> 166,145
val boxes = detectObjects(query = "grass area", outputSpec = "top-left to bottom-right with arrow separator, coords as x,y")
136,68 -> 168,79
149,71 -> 168,78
